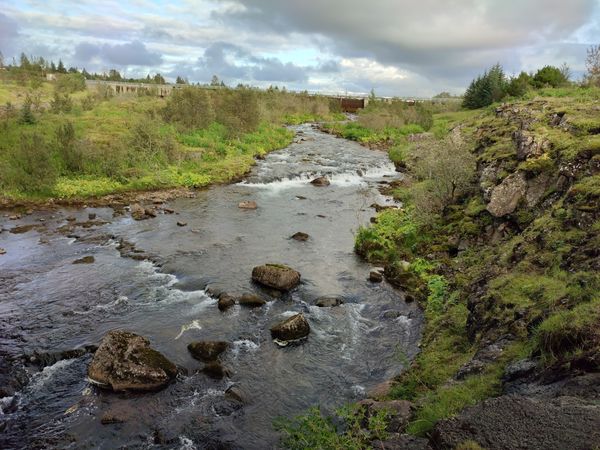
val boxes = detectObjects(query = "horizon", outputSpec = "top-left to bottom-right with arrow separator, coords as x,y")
1,0 -> 599,97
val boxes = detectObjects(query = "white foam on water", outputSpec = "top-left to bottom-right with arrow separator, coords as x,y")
28,359 -> 77,392
174,319 -> 203,340
0,396 -> 15,415
231,339 -> 259,357
179,436 -> 197,450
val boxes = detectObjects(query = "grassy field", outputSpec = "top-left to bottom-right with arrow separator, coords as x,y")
0,78 -> 341,203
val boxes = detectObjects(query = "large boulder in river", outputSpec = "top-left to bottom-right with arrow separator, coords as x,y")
252,264 -> 301,291
217,293 -> 236,311
88,330 -> 177,392
187,341 -> 229,362
270,314 -> 310,342
310,176 -> 330,186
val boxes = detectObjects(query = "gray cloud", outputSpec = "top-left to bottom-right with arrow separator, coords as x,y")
216,0 -> 598,86
74,40 -> 163,67
0,13 -> 19,57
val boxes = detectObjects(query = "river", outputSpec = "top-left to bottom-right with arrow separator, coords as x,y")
0,124 -> 422,449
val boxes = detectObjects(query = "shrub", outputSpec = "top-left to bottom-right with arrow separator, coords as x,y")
162,86 -> 215,131
532,66 -> 568,88
9,132 -> 57,192
55,121 -> 82,173
55,73 -> 86,93
18,96 -> 35,124
50,92 -> 73,113
507,72 -> 532,97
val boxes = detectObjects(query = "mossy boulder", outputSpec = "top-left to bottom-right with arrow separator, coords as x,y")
252,264 -> 301,291
88,330 -> 177,392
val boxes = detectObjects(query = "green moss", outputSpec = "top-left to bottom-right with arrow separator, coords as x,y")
518,153 -> 554,174
488,273 -> 568,310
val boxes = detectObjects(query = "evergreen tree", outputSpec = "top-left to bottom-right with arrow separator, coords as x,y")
57,59 -> 67,73
50,61 -> 56,72
462,64 -> 507,109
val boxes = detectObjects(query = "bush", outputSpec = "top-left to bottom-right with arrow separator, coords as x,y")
126,118 -> 178,167
50,92 -> 73,113
507,72 -> 533,97
162,86 -> 215,131
55,73 -> 86,93
9,132 -> 57,192
532,66 -> 568,88
214,88 -> 261,137
55,121 -> 82,173
463,64 -> 508,109
18,96 -> 35,124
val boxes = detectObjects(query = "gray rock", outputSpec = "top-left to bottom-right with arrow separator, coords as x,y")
486,172 -> 527,217
310,176 -> 330,186
187,341 -> 229,362
252,264 -> 301,291
130,203 -> 147,220
503,359 -> 538,382
270,314 -> 310,342
202,361 -> 230,379
431,395 -> 600,450
315,296 -> 344,307
290,232 -> 309,241
238,293 -> 266,307
88,330 -> 177,392
217,293 -> 236,311
369,270 -> 384,282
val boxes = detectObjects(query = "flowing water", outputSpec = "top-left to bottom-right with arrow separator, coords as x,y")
0,124 -> 422,449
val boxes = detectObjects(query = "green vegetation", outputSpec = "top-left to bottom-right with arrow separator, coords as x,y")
284,82 -> 600,447
0,72 -> 341,202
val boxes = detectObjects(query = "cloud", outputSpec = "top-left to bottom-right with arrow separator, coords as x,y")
0,13 -> 19,57
74,40 -> 163,67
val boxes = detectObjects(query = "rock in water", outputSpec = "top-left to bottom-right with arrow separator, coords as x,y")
218,293 -> 236,311
238,294 -> 266,307
73,256 -> 95,264
187,341 -> 229,362
202,361 -> 230,379
290,232 -> 309,241
310,176 -> 330,186
315,296 -> 344,307
369,269 -> 383,282
238,201 -> 257,209
270,314 -> 310,343
252,264 -> 301,291
88,330 -> 177,392
130,203 -> 147,220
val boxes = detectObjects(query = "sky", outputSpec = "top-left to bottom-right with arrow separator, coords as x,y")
1,0 -> 599,97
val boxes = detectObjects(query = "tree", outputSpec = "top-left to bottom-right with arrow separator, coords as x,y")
153,73 -> 166,84
463,64 -> 507,109
507,72 -> 532,98
107,69 -> 122,81
19,53 -> 30,69
57,59 -> 67,74
585,44 -> 600,87
19,96 -> 36,125
176,76 -> 188,84
210,75 -> 221,86
532,65 -> 568,88
0,51 -> 4,69
50,61 -> 57,72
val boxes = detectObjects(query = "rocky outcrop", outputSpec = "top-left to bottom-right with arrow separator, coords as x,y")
513,130 -> 550,161
486,172 -> 527,217
270,314 -> 310,343
310,176 -> 330,186
88,330 -> 177,392
187,341 -> 229,362
431,395 -> 600,450
251,264 -> 301,291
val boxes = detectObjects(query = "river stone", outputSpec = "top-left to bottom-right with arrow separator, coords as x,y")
218,293 -> 236,311
315,296 -> 344,307
238,200 -> 257,209
0,248 -> 6,255
225,385 -> 248,404
238,294 -> 266,307
73,256 -> 95,264
88,330 -> 177,392
130,203 -> 147,220
252,264 -> 301,291
270,314 -> 310,342
310,176 -> 330,186
369,269 -> 383,282
290,232 -> 309,241
187,341 -> 229,362
486,172 -> 527,217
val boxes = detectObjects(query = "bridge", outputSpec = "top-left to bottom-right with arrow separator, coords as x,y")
84,80 -> 458,112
